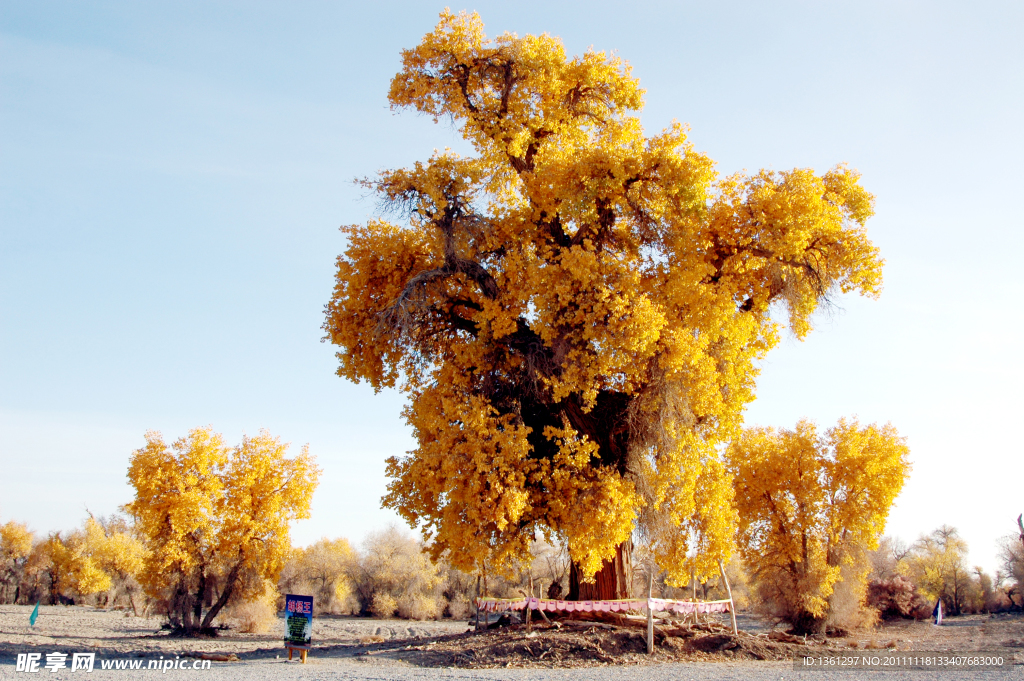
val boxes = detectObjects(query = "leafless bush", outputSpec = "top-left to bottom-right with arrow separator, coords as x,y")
998,534 -> 1024,610
869,536 -> 910,581
530,539 -> 569,599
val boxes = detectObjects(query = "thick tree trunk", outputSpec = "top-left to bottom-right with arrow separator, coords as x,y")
200,562 -> 241,631
790,610 -> 826,635
568,540 -> 633,600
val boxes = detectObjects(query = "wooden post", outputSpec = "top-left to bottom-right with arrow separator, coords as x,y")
475,574 -> 482,632
691,569 -> 698,625
300,649 -> 307,664
718,559 -> 738,636
525,573 -> 533,632
646,570 -> 654,655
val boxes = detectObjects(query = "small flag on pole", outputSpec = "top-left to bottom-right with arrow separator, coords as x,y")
29,601 -> 40,627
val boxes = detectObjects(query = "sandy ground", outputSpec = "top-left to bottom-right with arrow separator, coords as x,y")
1,604 -> 1022,678
0,604 -> 469,660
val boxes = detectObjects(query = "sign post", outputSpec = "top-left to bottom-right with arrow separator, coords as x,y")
283,594 -> 313,663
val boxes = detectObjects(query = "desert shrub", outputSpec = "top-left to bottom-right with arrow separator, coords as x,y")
223,580 -> 280,633
437,560 -> 477,618
826,557 -> 877,631
279,537 -> 356,615
352,527 -> 443,619
370,592 -> 397,618
226,600 -> 277,633
446,597 -> 472,620
397,592 -> 441,620
868,575 -> 927,619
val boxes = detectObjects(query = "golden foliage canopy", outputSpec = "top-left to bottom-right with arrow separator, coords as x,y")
125,427 -> 319,631
44,532 -> 112,598
907,525 -> 973,615
0,520 -> 34,602
324,11 -> 884,582
289,537 -> 355,608
0,520 -> 32,565
83,517 -> 147,586
728,418 -> 909,630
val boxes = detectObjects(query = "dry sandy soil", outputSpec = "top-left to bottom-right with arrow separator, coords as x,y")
0,605 -> 467,660
1,604 -> 1022,670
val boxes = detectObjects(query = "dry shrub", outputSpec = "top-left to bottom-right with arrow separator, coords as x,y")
825,554 -> 878,631
868,575 -> 928,620
446,597 -> 472,620
278,537 -> 356,615
370,592 -> 397,618
224,580 -> 279,633
226,599 -> 277,633
355,527 -> 444,619
398,592 -> 441,620
439,561 -> 477,616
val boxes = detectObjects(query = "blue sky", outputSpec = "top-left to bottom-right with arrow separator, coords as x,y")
1,1 -> 1021,572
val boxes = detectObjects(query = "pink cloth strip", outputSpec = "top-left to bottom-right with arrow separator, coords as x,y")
475,597 -> 731,614
475,597 -> 730,615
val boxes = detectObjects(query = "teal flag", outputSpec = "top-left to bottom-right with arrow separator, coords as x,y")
29,601 -> 39,626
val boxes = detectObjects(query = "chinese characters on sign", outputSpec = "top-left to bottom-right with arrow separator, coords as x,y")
284,594 -> 313,651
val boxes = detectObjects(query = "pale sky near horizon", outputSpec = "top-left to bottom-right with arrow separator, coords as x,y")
1,1 -> 1021,575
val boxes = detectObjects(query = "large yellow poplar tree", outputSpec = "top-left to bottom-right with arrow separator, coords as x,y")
324,11 -> 884,599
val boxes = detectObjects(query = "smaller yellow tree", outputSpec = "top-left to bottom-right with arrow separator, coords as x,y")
728,418 -> 909,633
0,520 -> 33,603
42,532 -> 112,603
84,517 -> 147,614
907,525 -> 972,615
283,538 -> 355,613
126,427 -> 319,633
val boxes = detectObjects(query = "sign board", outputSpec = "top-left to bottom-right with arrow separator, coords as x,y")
283,594 -> 313,650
